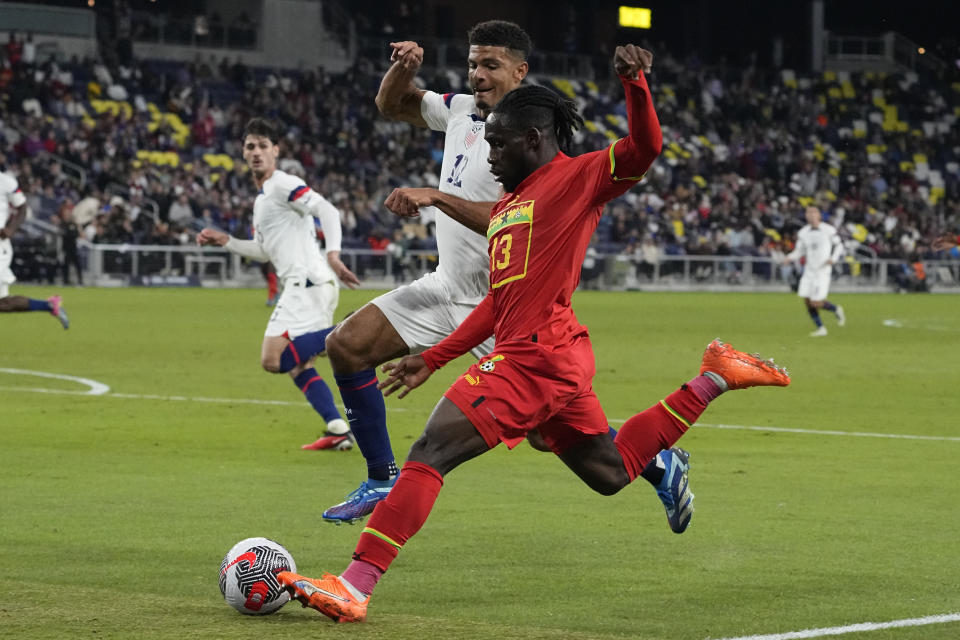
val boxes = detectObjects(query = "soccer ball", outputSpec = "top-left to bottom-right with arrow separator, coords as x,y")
219,537 -> 297,615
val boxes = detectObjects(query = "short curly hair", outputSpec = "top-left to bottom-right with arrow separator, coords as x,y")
467,20 -> 532,61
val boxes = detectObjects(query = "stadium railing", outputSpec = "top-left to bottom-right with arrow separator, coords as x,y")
73,243 -> 959,293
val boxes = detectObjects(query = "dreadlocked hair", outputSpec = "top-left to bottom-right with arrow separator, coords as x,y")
492,85 -> 584,151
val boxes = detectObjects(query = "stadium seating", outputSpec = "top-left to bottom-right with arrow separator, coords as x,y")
1,36 -> 957,273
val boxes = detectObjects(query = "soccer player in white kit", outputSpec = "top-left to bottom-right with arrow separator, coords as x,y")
197,118 -> 360,437
321,22 -> 694,536
0,153 -> 69,328
0,156 -> 28,300
319,22 -> 523,524
783,206 -> 846,337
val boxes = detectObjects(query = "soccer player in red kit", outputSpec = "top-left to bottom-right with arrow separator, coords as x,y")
278,45 -> 791,623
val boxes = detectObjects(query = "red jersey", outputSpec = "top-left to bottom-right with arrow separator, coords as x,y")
423,74 -> 662,369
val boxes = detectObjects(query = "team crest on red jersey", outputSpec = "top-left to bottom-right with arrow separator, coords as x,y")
478,354 -> 505,372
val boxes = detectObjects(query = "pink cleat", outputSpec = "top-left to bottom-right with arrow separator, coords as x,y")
47,296 -> 70,329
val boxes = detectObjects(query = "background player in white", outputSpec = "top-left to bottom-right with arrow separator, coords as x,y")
322,22 -> 694,537
197,118 -> 360,440
1,150 -> 28,299
783,206 -> 846,337
0,151 -> 68,328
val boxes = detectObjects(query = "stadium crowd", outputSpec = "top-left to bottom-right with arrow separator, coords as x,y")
1,27 -> 958,284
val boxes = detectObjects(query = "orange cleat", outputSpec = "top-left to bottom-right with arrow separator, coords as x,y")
700,339 -> 790,389
277,571 -> 368,623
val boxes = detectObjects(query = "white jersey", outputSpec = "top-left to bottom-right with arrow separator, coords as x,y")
251,169 -> 340,285
0,170 -> 26,291
0,170 -> 27,228
788,222 -> 843,274
420,91 -> 500,303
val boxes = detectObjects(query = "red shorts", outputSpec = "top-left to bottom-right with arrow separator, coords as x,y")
444,335 -> 609,453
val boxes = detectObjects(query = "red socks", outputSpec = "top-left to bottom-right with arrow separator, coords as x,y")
345,376 -> 724,591
614,377 -> 715,480
266,271 -> 278,299
351,461 -> 443,574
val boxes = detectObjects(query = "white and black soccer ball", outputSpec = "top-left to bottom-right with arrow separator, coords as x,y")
219,537 -> 296,615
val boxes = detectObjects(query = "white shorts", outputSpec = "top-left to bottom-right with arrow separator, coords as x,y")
265,279 -> 338,339
797,269 -> 831,301
372,271 -> 494,359
0,238 -> 15,286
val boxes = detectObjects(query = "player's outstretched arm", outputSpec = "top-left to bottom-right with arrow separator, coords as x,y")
379,355 -> 432,399
196,227 -> 229,246
199,227 -> 270,261
606,45 -> 662,182
932,233 -> 960,251
384,187 -> 494,235
419,292 -> 496,372
376,40 -> 428,127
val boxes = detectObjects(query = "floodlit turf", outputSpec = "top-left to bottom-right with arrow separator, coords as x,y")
1,286 -> 958,640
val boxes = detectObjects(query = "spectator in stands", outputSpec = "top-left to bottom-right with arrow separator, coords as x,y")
191,107 -> 216,152
167,190 -> 195,227
5,32 -> 23,68
22,33 -> 35,67
634,233 -> 661,281
56,199 -> 83,285
1,23 -> 958,288
894,254 -> 928,293
580,233 -> 603,289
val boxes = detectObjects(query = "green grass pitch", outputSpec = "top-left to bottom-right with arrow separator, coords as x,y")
1,286 -> 958,639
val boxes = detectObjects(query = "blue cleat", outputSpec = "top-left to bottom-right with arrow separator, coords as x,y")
653,447 -> 694,534
322,478 -> 396,525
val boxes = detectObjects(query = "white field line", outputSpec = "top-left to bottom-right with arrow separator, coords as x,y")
4,372 -> 957,638
710,611 -> 960,640
695,422 -> 960,442
1,382 -> 959,443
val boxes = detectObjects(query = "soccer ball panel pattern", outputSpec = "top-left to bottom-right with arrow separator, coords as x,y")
219,537 -> 297,615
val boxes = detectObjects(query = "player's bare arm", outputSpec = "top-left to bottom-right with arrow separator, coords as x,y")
375,40 -> 428,127
932,233 -> 959,251
325,250 -> 361,288
0,203 -> 26,239
196,228 -> 230,246
379,354 -> 432,399
384,187 -> 494,235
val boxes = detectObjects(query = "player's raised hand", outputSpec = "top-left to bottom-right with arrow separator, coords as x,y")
326,251 -> 361,289
389,41 -> 424,70
379,354 -> 432,399
196,227 -> 229,246
384,187 -> 437,218
614,45 -> 653,79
